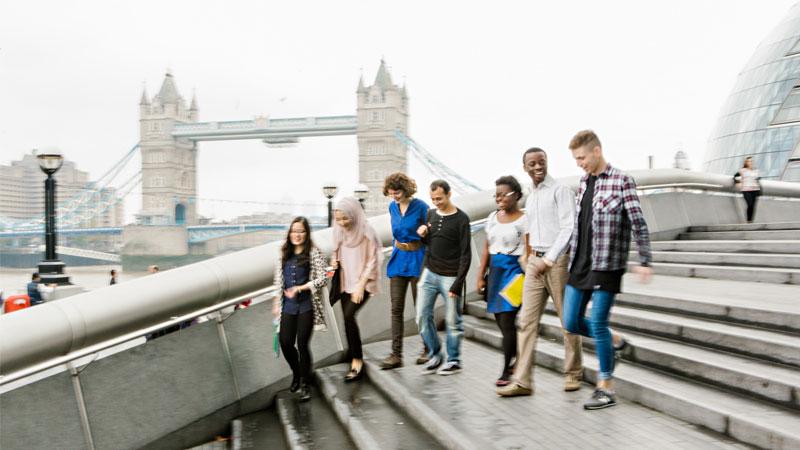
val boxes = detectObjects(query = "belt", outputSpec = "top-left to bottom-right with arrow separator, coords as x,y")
396,241 -> 422,252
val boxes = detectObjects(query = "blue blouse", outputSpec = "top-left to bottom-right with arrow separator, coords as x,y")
387,198 -> 428,278
282,254 -> 312,315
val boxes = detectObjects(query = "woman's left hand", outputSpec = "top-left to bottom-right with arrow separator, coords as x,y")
352,286 -> 365,304
284,286 -> 299,298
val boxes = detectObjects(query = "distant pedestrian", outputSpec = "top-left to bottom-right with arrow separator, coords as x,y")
27,272 -> 55,306
148,265 -> 159,274
564,130 -> 653,410
379,172 -> 430,370
478,175 -> 527,387
331,197 -> 383,382
272,216 -> 330,401
416,180 -> 471,376
109,269 -> 118,285
733,156 -> 761,223
498,147 -> 584,398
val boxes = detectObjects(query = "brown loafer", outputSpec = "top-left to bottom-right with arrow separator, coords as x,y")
496,382 -> 533,397
380,354 -> 403,370
564,375 -> 582,392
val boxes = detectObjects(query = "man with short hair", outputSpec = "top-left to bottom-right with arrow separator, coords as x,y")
27,272 -> 55,306
564,130 -> 653,410
416,180 -> 471,375
497,147 -> 583,397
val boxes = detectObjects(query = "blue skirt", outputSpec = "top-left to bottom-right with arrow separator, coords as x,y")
486,253 -> 524,313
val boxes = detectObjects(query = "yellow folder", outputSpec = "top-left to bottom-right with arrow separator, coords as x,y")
499,274 -> 525,307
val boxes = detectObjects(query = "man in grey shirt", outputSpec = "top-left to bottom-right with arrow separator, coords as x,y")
497,147 -> 583,397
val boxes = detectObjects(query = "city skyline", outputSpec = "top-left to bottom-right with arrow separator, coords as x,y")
1,0 -> 797,222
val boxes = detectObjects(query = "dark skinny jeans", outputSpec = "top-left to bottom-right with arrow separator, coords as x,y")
743,190 -> 759,222
390,276 -> 419,356
341,292 -> 371,360
279,309 -> 314,382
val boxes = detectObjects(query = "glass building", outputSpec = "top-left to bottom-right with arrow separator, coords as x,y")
704,3 -> 800,182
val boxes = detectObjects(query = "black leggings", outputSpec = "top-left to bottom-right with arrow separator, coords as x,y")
743,191 -> 759,222
341,292 -> 370,360
279,310 -> 314,382
494,310 -> 518,378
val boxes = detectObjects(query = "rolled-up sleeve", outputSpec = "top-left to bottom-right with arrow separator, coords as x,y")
622,176 -> 652,266
544,184 -> 576,262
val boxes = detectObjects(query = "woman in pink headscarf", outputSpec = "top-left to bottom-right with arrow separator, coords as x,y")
331,196 -> 384,381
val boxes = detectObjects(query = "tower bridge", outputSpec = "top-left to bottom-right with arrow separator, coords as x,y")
138,59 -> 409,226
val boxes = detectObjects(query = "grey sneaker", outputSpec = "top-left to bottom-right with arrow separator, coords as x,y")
436,361 -> 462,376
421,355 -> 443,374
584,389 -> 617,410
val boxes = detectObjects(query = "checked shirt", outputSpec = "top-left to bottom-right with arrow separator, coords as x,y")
568,164 -> 652,272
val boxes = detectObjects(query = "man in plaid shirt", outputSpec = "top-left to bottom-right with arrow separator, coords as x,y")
563,130 -> 653,410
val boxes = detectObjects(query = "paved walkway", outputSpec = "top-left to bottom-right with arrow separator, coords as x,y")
364,337 -> 751,450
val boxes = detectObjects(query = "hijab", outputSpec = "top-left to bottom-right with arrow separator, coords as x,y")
333,197 -> 380,248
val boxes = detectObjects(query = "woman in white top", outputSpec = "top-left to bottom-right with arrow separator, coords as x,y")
477,175 -> 528,387
734,156 -> 761,223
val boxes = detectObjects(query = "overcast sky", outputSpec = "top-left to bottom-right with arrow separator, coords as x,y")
1,0 -> 797,222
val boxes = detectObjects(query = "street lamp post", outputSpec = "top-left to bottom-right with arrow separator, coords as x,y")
36,147 -> 70,285
354,183 -> 369,210
322,182 -> 338,227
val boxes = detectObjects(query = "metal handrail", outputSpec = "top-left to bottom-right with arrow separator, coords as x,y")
0,285 -> 278,387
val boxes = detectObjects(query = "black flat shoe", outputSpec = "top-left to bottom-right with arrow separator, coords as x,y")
298,384 -> 311,402
289,376 -> 301,393
344,368 -> 364,383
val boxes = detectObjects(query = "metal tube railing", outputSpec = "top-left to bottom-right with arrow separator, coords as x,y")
0,286 -> 278,387
2,169 -> 798,379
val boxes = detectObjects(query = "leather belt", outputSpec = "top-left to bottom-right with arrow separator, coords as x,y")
396,241 -> 422,252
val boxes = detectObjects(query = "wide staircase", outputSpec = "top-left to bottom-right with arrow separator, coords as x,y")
193,222 -> 800,450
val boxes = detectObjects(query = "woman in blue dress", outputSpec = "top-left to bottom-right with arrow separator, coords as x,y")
477,176 -> 528,386
379,172 -> 430,370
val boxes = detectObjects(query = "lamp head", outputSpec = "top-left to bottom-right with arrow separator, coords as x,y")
354,183 -> 369,201
36,147 -> 64,175
322,182 -> 338,199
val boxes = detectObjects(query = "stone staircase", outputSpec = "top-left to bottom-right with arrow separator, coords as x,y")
462,222 -> 800,449
194,222 -> 800,450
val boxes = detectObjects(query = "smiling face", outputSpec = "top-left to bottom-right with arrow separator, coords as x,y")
334,209 -> 353,230
523,151 -> 547,184
429,186 -> 451,211
571,144 -> 603,175
495,184 -> 518,212
289,221 -> 308,246
386,188 -> 406,204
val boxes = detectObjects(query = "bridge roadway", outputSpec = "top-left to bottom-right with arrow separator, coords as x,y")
1,169 -> 800,450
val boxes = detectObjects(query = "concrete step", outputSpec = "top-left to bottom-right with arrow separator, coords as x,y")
650,239 -> 800,254
678,230 -> 800,241
609,304 -> 800,367
459,316 -> 800,450
276,388 -> 357,450
237,410 -> 288,450
620,274 -> 800,334
465,305 -> 800,410
315,365 -> 443,450
638,250 -> 800,269
689,222 -> 800,232
632,261 -> 800,284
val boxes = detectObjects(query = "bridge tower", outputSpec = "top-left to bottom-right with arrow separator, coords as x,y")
356,59 -> 409,216
137,71 -> 199,225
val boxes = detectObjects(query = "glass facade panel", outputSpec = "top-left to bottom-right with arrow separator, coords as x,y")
704,4 -> 800,181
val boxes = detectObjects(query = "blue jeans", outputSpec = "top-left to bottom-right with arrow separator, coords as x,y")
563,284 -> 615,380
416,269 -> 463,363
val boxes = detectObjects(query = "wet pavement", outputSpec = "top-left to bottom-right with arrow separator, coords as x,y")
317,364 -> 444,450
363,336 -> 752,450
276,387 -> 356,449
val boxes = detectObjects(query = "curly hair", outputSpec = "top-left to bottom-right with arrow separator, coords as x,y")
383,172 -> 417,197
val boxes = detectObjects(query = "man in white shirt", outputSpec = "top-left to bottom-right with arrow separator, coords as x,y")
497,147 -> 583,397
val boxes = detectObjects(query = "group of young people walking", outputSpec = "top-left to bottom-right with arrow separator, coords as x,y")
272,129 -> 654,411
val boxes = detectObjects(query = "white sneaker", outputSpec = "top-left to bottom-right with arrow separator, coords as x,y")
421,355 -> 443,374
436,361 -> 462,376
